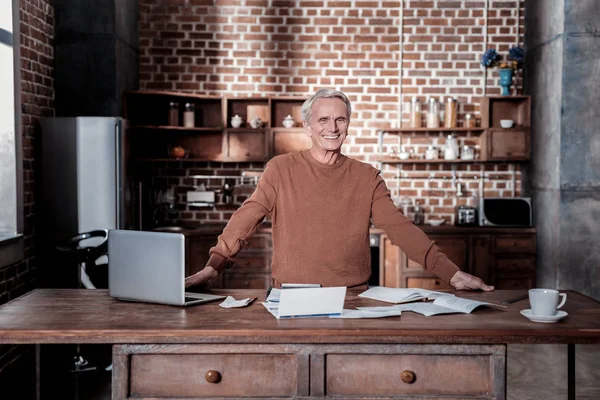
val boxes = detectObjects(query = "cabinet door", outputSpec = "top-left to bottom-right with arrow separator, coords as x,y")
186,236 -> 218,277
413,235 -> 467,270
470,235 -> 491,282
272,129 -> 312,156
222,272 -> 271,289
380,235 -> 401,288
225,130 -> 268,161
402,235 -> 467,289
486,128 -> 530,160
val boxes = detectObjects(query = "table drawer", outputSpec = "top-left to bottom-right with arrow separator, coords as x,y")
326,354 -> 492,397
495,256 -> 536,272
130,353 -> 296,398
493,235 -> 535,253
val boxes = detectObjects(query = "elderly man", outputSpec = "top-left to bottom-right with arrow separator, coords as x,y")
186,89 -> 493,291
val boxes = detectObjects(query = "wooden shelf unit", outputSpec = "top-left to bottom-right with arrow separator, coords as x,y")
124,91 -> 310,162
381,127 -> 486,133
377,96 -> 531,164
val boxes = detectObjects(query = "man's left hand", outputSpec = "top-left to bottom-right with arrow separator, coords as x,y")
450,271 -> 494,291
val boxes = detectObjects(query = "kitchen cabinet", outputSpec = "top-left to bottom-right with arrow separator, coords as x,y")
480,128 -> 530,161
216,231 -> 273,290
124,91 -> 309,162
177,228 -> 272,290
380,228 -> 536,289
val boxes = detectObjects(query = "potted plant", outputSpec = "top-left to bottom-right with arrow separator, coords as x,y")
480,46 -> 524,96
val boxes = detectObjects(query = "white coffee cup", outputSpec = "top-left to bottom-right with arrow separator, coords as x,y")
529,288 -> 567,316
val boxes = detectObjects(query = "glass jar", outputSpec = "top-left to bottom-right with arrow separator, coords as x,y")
465,113 -> 476,129
409,97 -> 422,128
399,197 -> 413,217
168,102 -> 179,126
183,103 -> 195,128
425,145 -> 438,160
427,97 -> 440,128
412,201 -> 424,225
461,145 -> 474,160
444,97 -> 458,128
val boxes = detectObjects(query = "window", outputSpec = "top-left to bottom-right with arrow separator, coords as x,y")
0,0 -> 23,266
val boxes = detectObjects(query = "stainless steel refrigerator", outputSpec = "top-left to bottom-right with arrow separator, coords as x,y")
40,117 -> 136,287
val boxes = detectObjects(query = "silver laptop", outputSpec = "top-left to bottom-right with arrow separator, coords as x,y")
108,229 -> 225,306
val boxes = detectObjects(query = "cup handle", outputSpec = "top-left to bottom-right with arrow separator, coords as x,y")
557,293 -> 567,309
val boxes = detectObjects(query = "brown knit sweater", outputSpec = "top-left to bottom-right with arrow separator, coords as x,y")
207,150 -> 460,287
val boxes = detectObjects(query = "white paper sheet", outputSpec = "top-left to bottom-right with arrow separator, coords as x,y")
218,296 -> 256,309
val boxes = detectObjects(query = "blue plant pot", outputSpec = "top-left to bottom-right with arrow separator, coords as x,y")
499,68 -> 514,96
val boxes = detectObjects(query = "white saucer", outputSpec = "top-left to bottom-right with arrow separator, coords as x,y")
520,309 -> 568,323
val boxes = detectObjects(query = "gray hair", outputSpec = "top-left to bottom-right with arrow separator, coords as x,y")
301,89 -> 352,123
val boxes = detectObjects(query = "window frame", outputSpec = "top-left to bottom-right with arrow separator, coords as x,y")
0,0 -> 24,267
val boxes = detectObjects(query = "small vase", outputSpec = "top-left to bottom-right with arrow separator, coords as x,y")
498,68 -> 514,96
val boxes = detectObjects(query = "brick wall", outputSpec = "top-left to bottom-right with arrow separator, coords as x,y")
139,0 -> 525,225
0,0 -> 54,390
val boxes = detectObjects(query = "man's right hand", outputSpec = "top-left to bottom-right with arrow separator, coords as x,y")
185,266 -> 219,288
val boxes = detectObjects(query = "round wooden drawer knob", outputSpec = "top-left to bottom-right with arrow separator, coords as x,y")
401,370 -> 416,384
205,370 -> 222,384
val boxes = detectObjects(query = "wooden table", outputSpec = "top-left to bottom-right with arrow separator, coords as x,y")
0,289 -> 598,399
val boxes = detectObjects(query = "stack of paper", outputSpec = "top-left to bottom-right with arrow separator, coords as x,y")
262,287 -> 346,319
261,286 -> 403,319
358,286 -> 454,304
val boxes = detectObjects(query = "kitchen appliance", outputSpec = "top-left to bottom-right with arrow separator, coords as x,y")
40,117 -> 137,390
479,197 -> 532,227
40,117 -> 137,286
456,205 -> 477,226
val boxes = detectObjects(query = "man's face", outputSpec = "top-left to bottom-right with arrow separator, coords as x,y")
304,97 -> 349,152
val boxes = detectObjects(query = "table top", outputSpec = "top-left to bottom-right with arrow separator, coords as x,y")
0,289 -> 597,344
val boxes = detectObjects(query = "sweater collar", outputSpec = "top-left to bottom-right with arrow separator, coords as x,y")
302,149 -> 348,170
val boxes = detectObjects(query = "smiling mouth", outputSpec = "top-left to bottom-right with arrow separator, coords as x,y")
323,135 -> 340,140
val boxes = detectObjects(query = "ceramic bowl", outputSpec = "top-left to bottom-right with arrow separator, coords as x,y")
398,152 -> 410,160
428,219 -> 445,226
500,119 -> 514,128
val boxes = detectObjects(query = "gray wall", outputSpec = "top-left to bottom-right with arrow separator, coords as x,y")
53,0 -> 139,116
525,0 -> 600,300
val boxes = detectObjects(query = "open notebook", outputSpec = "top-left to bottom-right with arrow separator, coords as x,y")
359,295 -> 507,316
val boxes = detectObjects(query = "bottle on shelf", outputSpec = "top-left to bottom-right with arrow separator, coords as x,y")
427,97 -> 440,128
409,97 -> 422,128
444,97 -> 458,128
444,134 -> 459,160
183,103 -> 195,128
168,102 -> 179,126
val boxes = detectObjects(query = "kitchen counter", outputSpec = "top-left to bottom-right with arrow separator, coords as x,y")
154,222 -> 536,237
370,225 -> 536,235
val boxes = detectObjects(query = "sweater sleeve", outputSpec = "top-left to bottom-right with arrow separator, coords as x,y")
206,160 -> 280,273
370,173 -> 461,283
